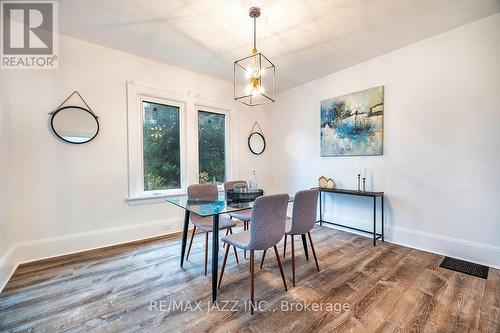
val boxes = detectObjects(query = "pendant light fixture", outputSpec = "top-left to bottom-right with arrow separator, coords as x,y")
234,7 -> 275,106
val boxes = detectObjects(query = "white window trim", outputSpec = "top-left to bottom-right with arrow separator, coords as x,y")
196,104 -> 231,191
127,82 -> 187,201
126,81 -> 235,203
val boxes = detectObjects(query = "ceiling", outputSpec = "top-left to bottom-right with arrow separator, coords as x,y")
59,0 -> 500,92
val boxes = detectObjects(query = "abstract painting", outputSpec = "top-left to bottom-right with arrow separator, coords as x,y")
320,86 -> 384,156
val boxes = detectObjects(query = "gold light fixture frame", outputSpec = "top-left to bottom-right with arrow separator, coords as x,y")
234,7 -> 275,107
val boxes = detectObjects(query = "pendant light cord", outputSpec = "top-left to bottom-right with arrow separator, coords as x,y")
253,17 -> 257,53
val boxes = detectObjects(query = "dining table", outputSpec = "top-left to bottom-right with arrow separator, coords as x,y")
166,192 -> 293,302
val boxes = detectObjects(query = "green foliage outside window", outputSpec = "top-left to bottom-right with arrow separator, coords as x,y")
143,101 -> 180,191
142,103 -> 226,191
198,111 -> 226,184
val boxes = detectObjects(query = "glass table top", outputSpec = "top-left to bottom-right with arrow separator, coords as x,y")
166,192 -> 293,217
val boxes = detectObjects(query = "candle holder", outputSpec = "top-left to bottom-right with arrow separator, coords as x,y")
362,177 -> 366,192
357,174 -> 361,191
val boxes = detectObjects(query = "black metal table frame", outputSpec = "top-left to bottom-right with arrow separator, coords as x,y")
316,188 -> 384,246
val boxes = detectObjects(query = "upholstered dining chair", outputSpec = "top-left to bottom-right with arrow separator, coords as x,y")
282,189 -> 320,287
261,189 -> 319,286
185,184 -> 239,275
224,180 -> 253,258
224,180 -> 252,229
218,194 -> 289,314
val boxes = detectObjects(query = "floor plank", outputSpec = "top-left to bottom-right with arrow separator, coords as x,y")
0,226 -> 497,332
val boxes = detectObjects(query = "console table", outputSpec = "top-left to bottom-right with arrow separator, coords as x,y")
315,188 -> 384,246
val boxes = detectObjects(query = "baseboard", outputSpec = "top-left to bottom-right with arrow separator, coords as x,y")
388,225 -> 500,270
320,216 -> 500,269
0,245 -> 17,293
0,217 -> 183,293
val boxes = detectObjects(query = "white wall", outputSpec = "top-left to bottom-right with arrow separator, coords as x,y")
0,34 -> 272,287
0,102 -> 9,253
0,100 -> 15,287
270,14 -> 500,268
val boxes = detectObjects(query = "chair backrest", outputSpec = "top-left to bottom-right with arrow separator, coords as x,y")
289,189 -> 319,235
187,184 -> 218,200
248,194 -> 289,250
224,180 -> 248,192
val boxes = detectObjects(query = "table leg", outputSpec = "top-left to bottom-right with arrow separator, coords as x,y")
180,210 -> 190,267
211,215 -> 220,303
381,195 -> 385,242
319,191 -> 323,226
373,197 -> 376,246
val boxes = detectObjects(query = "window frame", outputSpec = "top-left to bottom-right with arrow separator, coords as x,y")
127,82 -> 187,201
196,106 -> 230,189
126,81 -> 235,204
140,96 -> 185,194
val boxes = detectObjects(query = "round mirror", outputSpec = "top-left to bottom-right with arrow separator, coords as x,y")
248,132 -> 266,155
50,106 -> 99,144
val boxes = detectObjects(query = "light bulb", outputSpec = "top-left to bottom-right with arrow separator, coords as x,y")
245,68 -> 252,79
259,85 -> 265,94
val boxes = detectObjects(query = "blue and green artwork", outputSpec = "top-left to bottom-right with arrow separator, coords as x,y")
320,86 -> 384,156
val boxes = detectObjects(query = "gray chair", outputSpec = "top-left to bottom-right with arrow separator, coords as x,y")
224,180 -> 252,228
185,184 -> 239,275
218,194 -> 289,314
282,189 -> 320,287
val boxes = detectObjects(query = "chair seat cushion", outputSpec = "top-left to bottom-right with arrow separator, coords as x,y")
228,209 -> 252,222
191,215 -> 236,233
221,230 -> 251,250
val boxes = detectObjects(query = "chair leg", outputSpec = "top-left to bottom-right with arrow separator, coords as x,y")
291,235 -> 296,287
223,228 -> 229,248
250,250 -> 255,315
273,245 -> 288,291
308,232 -> 320,272
186,226 -> 196,261
233,246 -> 239,264
228,228 -> 239,264
260,250 -> 266,269
283,234 -> 287,258
218,244 -> 230,289
301,234 -> 309,261
244,222 -> 248,259
204,232 -> 209,276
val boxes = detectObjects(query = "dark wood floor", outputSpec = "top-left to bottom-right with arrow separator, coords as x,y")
0,225 -> 498,332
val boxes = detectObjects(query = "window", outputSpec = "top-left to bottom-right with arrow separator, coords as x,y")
143,101 -> 181,191
198,110 -> 226,184
127,81 -> 232,203
127,82 -> 186,200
